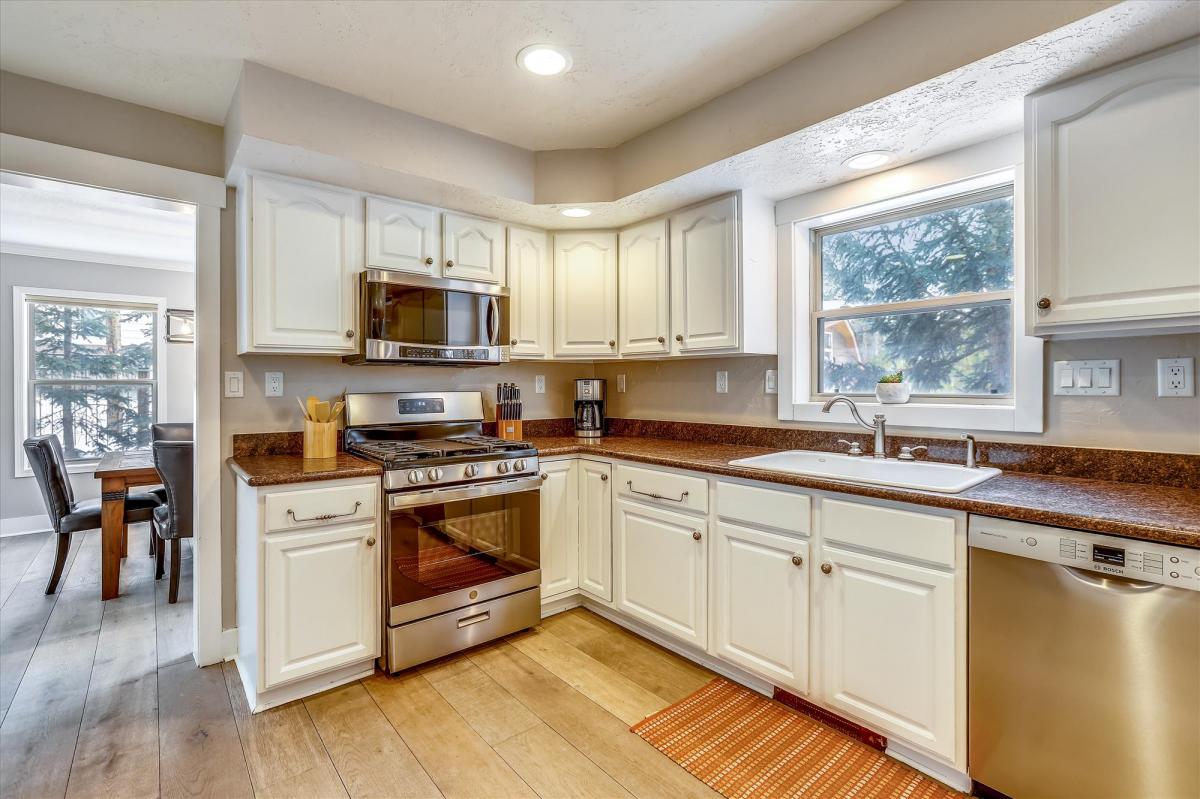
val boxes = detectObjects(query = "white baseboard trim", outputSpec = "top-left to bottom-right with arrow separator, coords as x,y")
221,627 -> 239,661
0,514 -> 52,538
887,739 -> 972,793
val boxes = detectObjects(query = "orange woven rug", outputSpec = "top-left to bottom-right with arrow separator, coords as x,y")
630,678 -> 964,799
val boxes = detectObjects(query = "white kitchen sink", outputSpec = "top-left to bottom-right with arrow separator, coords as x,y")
728,450 -> 1000,494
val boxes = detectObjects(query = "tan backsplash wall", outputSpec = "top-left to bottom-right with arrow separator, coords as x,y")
594,332 -> 1200,454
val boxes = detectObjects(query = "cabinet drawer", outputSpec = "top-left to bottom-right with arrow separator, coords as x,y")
616,463 -> 708,514
263,481 -> 378,533
718,481 -> 810,534
822,499 -> 955,568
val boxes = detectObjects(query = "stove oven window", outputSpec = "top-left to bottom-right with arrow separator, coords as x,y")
389,489 -> 539,605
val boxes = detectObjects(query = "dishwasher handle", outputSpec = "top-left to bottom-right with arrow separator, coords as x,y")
1061,565 -> 1164,593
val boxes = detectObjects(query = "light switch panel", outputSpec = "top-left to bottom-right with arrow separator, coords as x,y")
716,371 -> 729,394
1053,360 -> 1119,396
534,374 -> 546,394
616,374 -> 626,393
764,369 -> 778,394
224,371 -> 244,398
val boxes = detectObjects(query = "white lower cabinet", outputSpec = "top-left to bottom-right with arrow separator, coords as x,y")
713,521 -> 808,694
578,459 -> 613,601
539,459 -> 579,598
815,544 -> 957,762
263,521 -> 379,689
614,499 -> 707,648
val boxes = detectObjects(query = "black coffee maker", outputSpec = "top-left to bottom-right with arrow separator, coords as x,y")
573,379 -> 606,438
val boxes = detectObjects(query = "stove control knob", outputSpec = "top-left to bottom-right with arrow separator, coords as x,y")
464,464 -> 479,478
497,461 -> 511,474
407,470 -> 423,484
514,459 -> 527,471
426,467 -> 443,481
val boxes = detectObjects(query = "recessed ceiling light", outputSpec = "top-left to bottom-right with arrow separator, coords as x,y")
560,207 -> 591,218
843,150 -> 893,170
517,44 -> 572,76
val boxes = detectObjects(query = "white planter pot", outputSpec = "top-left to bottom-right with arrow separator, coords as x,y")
875,382 -> 911,404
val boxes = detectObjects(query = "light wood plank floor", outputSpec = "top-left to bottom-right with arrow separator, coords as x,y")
1,524 -> 721,798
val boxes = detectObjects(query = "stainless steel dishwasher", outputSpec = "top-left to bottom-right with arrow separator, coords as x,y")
968,516 -> 1199,799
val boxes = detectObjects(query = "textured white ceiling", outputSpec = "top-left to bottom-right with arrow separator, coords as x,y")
0,0 -> 900,150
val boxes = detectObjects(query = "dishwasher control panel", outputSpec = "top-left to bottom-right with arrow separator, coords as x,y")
969,516 -> 1198,591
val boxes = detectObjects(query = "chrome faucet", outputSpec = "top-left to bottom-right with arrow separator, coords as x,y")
821,395 -> 887,458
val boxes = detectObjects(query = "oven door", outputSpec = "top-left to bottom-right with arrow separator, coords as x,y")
385,476 -> 540,626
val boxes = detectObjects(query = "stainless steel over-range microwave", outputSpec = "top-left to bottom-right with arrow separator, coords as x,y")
344,270 -> 511,365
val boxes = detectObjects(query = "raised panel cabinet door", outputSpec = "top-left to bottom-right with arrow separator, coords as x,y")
714,522 -> 808,693
553,231 -> 619,357
614,499 -> 707,648
539,460 -> 579,599
263,521 -> 379,689
670,195 -> 739,353
443,211 -> 505,284
619,218 -> 670,355
366,196 -> 439,275
508,226 -> 553,357
577,459 -> 613,601
816,545 -> 956,762
250,175 -> 361,352
1028,42 -> 1200,331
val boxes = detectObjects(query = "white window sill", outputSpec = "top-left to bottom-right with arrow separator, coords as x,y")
785,400 -> 1042,433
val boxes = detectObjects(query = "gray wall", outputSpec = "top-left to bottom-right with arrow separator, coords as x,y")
1,253 -> 195,525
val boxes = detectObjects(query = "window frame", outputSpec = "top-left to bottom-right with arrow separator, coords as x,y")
13,286 -> 168,476
810,183 -> 1017,401
777,164 -> 1044,433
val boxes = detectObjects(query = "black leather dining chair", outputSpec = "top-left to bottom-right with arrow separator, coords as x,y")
147,422 -> 193,558
151,439 -> 193,603
24,435 -> 160,595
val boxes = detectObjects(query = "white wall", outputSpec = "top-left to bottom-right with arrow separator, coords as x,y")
0,253 -> 195,530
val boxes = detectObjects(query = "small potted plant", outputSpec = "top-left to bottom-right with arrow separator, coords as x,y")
875,370 -> 910,404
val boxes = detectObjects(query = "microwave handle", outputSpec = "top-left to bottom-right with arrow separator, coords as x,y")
486,296 -> 499,345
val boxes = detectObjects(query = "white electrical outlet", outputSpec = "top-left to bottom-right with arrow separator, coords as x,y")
1157,357 -> 1195,397
716,371 -> 728,394
764,369 -> 778,395
223,371 -> 244,398
616,374 -> 626,393
534,374 -> 546,394
264,371 -> 284,397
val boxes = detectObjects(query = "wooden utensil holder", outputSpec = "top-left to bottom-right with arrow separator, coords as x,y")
497,419 -> 524,441
303,420 -> 338,459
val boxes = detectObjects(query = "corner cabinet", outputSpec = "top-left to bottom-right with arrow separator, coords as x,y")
1026,40 -> 1200,337
577,459 -> 614,600
553,231 -> 619,358
539,459 -> 579,598
443,211 -> 505,285
508,226 -> 553,358
237,173 -> 362,354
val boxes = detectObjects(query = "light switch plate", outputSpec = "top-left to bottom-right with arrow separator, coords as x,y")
616,374 -> 626,393
1053,360 -> 1119,396
224,371 -> 244,398
716,371 -> 729,394
764,369 -> 778,394
1157,357 -> 1195,397
534,374 -> 546,394
264,371 -> 284,397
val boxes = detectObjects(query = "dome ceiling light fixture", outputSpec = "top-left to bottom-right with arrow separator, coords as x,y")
560,207 -> 592,218
843,150 -> 894,170
517,44 -> 572,76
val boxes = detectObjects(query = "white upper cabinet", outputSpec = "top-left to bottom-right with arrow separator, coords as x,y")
554,231 -> 619,358
619,218 -> 671,356
365,196 -> 439,276
1026,41 -> 1200,336
239,173 -> 362,354
507,226 -> 553,357
443,211 -> 506,284
670,195 -> 739,353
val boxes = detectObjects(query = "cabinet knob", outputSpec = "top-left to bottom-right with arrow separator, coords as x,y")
608,340 -> 616,347
600,473 -> 608,481
1036,297 -> 1052,310
540,472 -> 548,480
345,329 -> 354,339
366,536 -> 376,547
692,530 -> 703,541
820,562 -> 832,575
675,334 -> 684,342
791,555 -> 803,567
424,256 -> 434,265
446,259 -> 455,268
657,336 -> 665,344
510,338 -> 518,346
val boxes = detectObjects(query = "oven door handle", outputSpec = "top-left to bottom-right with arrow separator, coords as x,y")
388,475 -> 542,509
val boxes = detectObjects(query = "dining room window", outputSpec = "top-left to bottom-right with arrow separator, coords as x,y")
15,288 -> 161,464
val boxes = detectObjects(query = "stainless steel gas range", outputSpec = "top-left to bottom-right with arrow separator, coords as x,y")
343,391 -> 541,672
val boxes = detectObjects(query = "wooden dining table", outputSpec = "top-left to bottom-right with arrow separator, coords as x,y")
94,450 -> 161,600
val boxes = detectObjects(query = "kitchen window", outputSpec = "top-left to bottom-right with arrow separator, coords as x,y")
13,287 -> 165,470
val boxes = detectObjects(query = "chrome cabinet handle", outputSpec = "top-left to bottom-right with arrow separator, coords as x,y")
424,256 -> 434,265
626,481 -> 687,503
692,530 -> 702,541
287,501 -> 362,523
1036,296 -> 1052,310
344,329 -> 354,339
366,536 -> 376,547
791,555 -> 803,567
821,563 -> 833,575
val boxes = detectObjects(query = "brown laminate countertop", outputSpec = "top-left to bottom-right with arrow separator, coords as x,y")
227,453 -> 382,486
529,435 -> 1200,549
